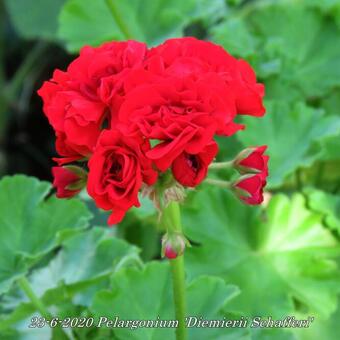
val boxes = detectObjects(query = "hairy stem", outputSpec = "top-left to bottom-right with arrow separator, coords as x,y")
209,160 -> 234,170
162,202 -> 187,340
18,277 -> 70,340
205,178 -> 231,189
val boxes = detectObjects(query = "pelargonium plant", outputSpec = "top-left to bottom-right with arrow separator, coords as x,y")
38,37 -> 268,340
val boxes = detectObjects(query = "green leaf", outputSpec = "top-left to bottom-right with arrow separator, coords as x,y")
212,2 -> 340,100
0,227 -> 139,332
248,2 -> 340,99
35,227 -> 139,287
306,189 -> 340,234
211,17 -> 258,58
237,101 -> 340,188
0,175 -> 91,294
0,317 -> 52,340
308,0 -> 340,30
183,186 -> 340,319
5,0 -> 65,40
91,262 -> 246,340
318,92 -> 340,161
58,0 -> 198,52
293,298 -> 340,340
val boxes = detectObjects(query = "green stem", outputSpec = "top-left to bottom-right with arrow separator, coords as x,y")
162,202 -> 187,340
18,277 -> 51,319
209,160 -> 234,170
18,277 -> 70,340
205,178 -> 231,189
105,0 -> 133,39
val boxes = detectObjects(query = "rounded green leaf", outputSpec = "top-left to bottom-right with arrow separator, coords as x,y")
183,186 -> 340,319
5,0 -> 66,40
0,175 -> 91,294
91,262 -> 245,340
237,101 -> 340,188
58,0 -> 198,52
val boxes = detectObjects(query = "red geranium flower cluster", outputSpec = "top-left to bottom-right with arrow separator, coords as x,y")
38,37 -> 268,224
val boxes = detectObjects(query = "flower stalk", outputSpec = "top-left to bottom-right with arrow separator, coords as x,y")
18,277 -> 70,340
209,160 -> 234,169
161,202 -> 187,340
205,178 -> 231,189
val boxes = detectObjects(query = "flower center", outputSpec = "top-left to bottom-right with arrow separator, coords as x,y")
110,161 -> 122,176
186,154 -> 199,173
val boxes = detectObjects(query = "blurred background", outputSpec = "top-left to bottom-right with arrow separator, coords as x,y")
0,0 -> 340,339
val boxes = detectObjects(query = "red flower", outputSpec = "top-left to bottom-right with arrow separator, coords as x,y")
145,37 -> 265,117
87,129 -> 157,225
234,174 -> 266,205
38,37 -> 267,226
172,141 -> 218,187
66,40 -> 147,107
38,41 -> 147,161
119,74 -> 242,171
38,69 -> 106,158
234,145 -> 269,180
52,166 -> 85,198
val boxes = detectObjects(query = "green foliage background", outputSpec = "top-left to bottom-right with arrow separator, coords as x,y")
0,0 -> 340,339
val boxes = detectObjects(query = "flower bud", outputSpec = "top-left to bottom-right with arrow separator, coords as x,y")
161,232 -> 189,259
232,174 -> 264,205
52,166 -> 87,198
234,146 -> 268,176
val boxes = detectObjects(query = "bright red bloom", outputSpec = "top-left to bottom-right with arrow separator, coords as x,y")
172,141 -> 218,187
235,145 -> 269,180
52,166 -> 83,198
145,37 -> 265,117
87,129 -> 157,225
39,37 -> 267,226
38,41 -> 147,161
119,74 -> 241,171
234,174 -> 266,205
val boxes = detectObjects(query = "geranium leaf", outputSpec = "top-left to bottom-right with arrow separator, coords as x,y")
91,262 -> 247,340
306,189 -> 340,234
0,175 -> 91,294
212,2 -> 340,100
249,2 -> 340,99
183,186 -> 340,319
237,101 -> 340,188
4,0 -> 65,40
211,17 -> 258,59
58,0 -> 198,52
293,298 -> 340,340
317,92 -> 340,161
0,227 -> 139,333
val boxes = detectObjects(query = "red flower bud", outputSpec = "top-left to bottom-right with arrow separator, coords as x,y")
171,142 -> 218,187
52,166 -> 86,198
234,146 -> 268,178
161,232 -> 189,260
233,174 -> 265,205
164,244 -> 179,259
